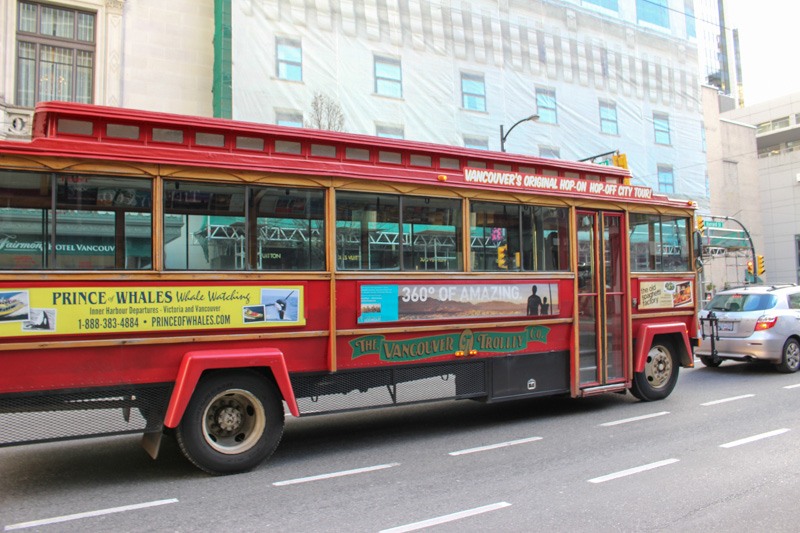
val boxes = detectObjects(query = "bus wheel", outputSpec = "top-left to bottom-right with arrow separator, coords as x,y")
175,371 -> 284,475
631,341 -> 679,401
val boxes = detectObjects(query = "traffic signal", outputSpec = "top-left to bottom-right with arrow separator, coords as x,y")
746,260 -> 754,277
757,254 -> 765,275
612,153 -> 628,169
696,215 -> 705,235
497,244 -> 508,269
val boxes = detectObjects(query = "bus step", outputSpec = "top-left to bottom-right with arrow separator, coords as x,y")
579,383 -> 627,397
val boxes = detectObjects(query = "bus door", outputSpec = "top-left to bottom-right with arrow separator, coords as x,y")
575,211 -> 627,388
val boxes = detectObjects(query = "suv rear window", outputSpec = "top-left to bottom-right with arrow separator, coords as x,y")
706,293 -> 777,312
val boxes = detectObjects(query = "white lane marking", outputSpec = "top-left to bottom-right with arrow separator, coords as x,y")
3,498 -> 178,531
784,383 -> 800,389
379,502 -> 512,533
588,458 -> 679,484
449,436 -> 543,456
272,463 -> 400,486
599,411 -> 670,426
720,428 -> 790,448
701,394 -> 755,406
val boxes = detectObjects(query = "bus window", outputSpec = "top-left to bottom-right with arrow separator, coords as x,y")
530,206 -> 570,271
629,213 -> 690,272
471,201 -> 569,271
471,201 -> 521,271
0,170 -> 51,269
336,192 -> 400,270
336,192 -> 461,271
252,187 -> 325,270
164,181 -> 245,270
0,170 -> 152,270
661,216 -> 689,271
402,196 -> 461,271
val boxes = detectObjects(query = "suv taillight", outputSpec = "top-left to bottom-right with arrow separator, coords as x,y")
755,316 -> 778,331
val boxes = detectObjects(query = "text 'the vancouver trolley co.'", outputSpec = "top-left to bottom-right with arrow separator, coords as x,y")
0,102 -> 699,474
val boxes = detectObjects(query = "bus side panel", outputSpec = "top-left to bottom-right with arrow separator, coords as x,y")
338,322 -> 573,368
163,347 -> 299,427
630,275 -> 697,370
0,336 -> 330,395
335,279 -> 574,365
631,320 -> 693,371
323,278 -> 575,413
335,278 -> 576,330
0,278 -> 334,395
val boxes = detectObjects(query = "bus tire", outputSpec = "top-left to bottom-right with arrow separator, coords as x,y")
175,370 -> 284,475
631,340 -> 679,401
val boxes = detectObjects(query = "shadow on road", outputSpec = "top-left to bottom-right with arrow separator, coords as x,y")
274,392 -> 638,465
0,392 -> 642,487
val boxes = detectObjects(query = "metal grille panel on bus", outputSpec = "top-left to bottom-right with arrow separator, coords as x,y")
0,384 -> 171,446
290,362 -> 487,415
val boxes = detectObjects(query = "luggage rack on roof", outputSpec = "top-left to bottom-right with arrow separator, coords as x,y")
767,284 -> 798,291
721,284 -> 797,292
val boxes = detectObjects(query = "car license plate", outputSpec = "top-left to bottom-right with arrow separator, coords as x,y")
718,321 -> 734,332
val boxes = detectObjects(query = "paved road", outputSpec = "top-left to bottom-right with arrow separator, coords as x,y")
2,361 -> 800,532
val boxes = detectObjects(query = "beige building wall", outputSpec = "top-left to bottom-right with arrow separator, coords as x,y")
700,85 -> 762,292
1,0 -> 214,139
121,0 -> 214,114
725,93 -> 800,284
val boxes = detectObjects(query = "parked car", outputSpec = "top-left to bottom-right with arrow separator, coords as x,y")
697,284 -> 800,373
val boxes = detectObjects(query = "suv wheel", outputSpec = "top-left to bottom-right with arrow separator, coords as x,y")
776,338 -> 800,373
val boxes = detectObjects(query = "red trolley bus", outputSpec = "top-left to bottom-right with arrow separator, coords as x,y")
0,102 -> 699,474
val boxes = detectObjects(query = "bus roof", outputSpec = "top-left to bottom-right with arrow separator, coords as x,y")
0,101 -> 693,209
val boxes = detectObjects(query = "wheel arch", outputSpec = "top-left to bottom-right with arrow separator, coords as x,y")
633,323 -> 693,374
162,348 -> 299,429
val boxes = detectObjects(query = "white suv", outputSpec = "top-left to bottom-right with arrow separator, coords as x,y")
697,284 -> 800,373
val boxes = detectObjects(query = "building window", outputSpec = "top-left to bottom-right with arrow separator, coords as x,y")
637,0 -> 669,29
775,116 -> 791,129
464,136 -> 488,150
16,1 -> 96,107
374,56 -> 402,98
536,88 -> 557,124
786,140 -> 800,153
758,116 -> 791,134
685,0 -> 696,38
276,111 -> 303,127
654,113 -> 671,145
657,165 -> 674,193
461,73 -> 486,112
599,101 -> 618,135
276,37 -> 302,81
539,146 -> 560,159
758,145 -> 780,158
376,125 -> 404,139
583,0 -> 618,11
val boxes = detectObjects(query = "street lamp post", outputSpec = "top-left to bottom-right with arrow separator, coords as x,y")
500,114 -> 539,152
